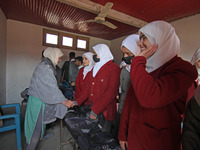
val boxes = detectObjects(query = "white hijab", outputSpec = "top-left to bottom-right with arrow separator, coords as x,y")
43,47 -> 63,67
121,34 -> 140,72
190,48 -> 200,81
92,44 -> 114,77
139,21 -> 180,73
190,48 -> 200,65
82,52 -> 95,79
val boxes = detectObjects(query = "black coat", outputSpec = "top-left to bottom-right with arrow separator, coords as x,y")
182,96 -> 200,150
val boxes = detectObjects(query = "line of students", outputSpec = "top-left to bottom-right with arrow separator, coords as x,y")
25,20 -> 198,150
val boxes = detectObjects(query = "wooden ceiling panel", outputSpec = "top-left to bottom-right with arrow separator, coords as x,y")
91,0 -> 200,22
0,0 -> 200,40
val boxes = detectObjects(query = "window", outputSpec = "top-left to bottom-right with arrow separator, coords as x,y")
77,39 -> 86,49
43,29 -> 59,47
46,33 -> 58,45
63,37 -> 73,47
43,28 -> 89,51
77,36 -> 89,51
59,32 -> 76,49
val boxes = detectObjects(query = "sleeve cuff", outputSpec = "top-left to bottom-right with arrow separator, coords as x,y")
91,110 -> 97,117
74,101 -> 78,106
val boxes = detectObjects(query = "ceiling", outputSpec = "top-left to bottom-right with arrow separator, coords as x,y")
0,0 -> 200,40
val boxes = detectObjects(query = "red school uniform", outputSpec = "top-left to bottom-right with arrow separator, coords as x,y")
118,56 -> 197,150
75,67 -> 92,99
76,60 -> 120,121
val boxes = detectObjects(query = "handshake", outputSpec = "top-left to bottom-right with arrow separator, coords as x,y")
62,100 -> 75,108
62,100 -> 97,120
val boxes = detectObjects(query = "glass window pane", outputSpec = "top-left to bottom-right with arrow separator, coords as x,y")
46,33 -> 58,45
77,39 -> 86,49
62,36 -> 73,47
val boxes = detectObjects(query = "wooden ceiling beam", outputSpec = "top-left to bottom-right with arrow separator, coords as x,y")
56,0 -> 147,28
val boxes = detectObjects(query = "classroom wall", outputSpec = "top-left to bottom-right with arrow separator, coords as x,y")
6,19 -> 110,103
171,14 -> 200,61
0,9 -> 7,104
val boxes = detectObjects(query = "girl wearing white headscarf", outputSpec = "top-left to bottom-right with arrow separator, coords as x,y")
118,34 -> 140,114
92,44 -> 114,77
190,48 -> 200,82
118,21 -> 197,150
74,44 -> 121,132
25,47 -> 69,150
75,52 -> 95,99
114,34 -> 140,139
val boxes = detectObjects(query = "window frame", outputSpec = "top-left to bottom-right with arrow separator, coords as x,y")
43,29 -> 59,47
43,28 -> 89,52
76,36 -> 89,52
59,32 -> 76,49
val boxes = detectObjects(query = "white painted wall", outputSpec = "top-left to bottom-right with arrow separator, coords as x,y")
6,20 -> 110,103
171,14 -> 200,61
0,9 -> 7,104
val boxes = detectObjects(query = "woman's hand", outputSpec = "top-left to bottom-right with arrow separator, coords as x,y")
138,44 -> 158,59
62,100 -> 74,108
71,82 -> 75,86
90,113 -> 97,120
120,141 -> 128,150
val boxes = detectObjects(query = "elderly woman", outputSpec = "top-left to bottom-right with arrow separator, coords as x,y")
118,21 -> 197,150
25,47 -> 69,150
75,52 -> 95,100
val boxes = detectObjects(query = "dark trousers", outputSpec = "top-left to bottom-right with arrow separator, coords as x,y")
26,107 -> 43,150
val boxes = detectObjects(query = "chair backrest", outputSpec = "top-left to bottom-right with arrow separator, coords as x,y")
0,103 -> 22,150
1,103 -> 21,115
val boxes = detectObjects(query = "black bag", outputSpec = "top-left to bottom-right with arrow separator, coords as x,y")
77,132 -> 120,150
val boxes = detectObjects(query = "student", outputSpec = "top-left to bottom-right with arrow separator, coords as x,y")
119,34 -> 140,115
70,56 -> 84,88
190,48 -> 200,83
61,52 -> 78,83
114,34 -> 140,139
25,47 -> 70,150
70,44 -> 121,132
185,48 -> 200,103
75,52 -> 95,100
118,21 -> 197,150
75,56 -> 83,70
182,85 -> 200,150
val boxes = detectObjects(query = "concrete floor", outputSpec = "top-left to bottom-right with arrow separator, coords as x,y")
0,120 -> 77,150
0,104 -> 120,150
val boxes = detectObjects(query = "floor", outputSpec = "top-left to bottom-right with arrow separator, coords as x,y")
0,104 -> 120,150
0,111 -> 77,150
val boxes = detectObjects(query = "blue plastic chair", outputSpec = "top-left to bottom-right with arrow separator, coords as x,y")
0,103 -> 22,150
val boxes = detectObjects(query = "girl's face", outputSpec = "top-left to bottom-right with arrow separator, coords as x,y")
121,46 -> 134,57
83,55 -> 90,66
196,60 -> 200,68
92,51 -> 100,58
138,33 -> 153,52
58,56 -> 62,63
